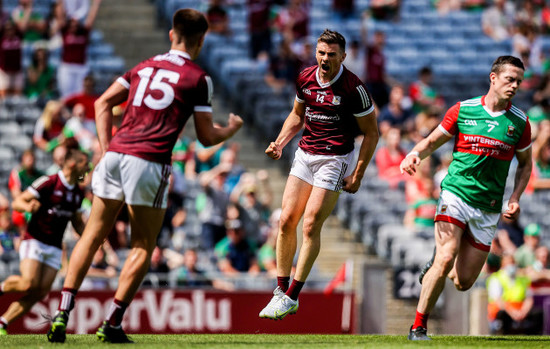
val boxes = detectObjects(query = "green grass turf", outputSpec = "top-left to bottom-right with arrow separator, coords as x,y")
1,334 -> 549,349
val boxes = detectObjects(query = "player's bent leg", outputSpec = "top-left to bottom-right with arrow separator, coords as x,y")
450,237 -> 489,291
417,221 -> 463,314
293,186 -> 340,282
3,262 -> 56,325
1,258 -> 43,294
114,204 -> 165,303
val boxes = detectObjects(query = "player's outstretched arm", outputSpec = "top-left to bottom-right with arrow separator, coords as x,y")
342,110 -> 379,193
400,127 -> 451,176
194,111 -> 243,147
265,100 -> 305,160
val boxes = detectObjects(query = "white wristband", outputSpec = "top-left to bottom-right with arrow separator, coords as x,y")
406,151 -> 420,158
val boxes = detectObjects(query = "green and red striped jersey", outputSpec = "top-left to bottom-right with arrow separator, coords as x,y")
438,96 -> 531,213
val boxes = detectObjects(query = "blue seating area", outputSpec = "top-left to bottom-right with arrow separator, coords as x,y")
153,0 -> 550,269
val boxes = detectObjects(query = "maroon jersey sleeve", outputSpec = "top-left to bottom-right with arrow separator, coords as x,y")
192,73 -> 213,113
28,175 -> 54,199
348,81 -> 375,117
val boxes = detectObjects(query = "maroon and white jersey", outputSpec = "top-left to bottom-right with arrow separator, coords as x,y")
296,65 -> 374,155
109,50 -> 213,164
24,172 -> 84,249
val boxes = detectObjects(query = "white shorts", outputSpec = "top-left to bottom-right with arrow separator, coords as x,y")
19,239 -> 62,270
435,190 -> 500,251
289,148 -> 354,192
92,152 -> 171,208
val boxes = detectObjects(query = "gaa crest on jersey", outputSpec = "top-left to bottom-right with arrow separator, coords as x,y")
332,96 -> 341,105
440,204 -> 447,214
506,125 -> 515,137
302,88 -> 311,95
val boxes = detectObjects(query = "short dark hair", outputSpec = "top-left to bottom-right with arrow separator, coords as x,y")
491,56 -> 525,75
172,8 -> 209,48
317,29 -> 346,52
64,147 -> 88,164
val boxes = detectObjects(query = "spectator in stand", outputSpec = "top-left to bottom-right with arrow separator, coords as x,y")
343,40 -> 364,81
512,24 -> 543,76
219,146 -> 246,194
45,142 -> 67,175
486,253 -> 542,335
515,223 -> 542,268
274,0 -> 309,42
482,0 -> 515,42
0,20 -> 23,98
172,248 -> 213,287
258,208 -> 281,277
362,28 -> 389,108
215,218 -> 260,275
24,45 -> 56,101
11,0 -> 47,43
411,105 -> 444,143
53,0 -> 101,98
264,37 -> 301,92
230,170 -> 273,243
248,0 -> 273,59
527,98 -> 550,128
80,243 -> 118,290
63,103 -> 95,151
332,0 -> 354,19
206,0 -> 230,37
404,156 -> 434,204
495,212 -> 525,256
33,99 -> 67,152
527,123 -> 550,191
375,127 -> 407,189
8,149 -> 44,235
63,75 -> 99,133
0,0 -> 9,26
515,0 -> 541,29
409,67 -> 445,115
142,246 -> 170,287
432,0 -> 461,15
0,210 -> 20,265
194,139 -> 225,174
369,0 -> 401,21
525,246 -> 550,282
198,163 -> 231,249
403,177 -> 438,234
59,0 -> 89,22
378,84 -> 414,136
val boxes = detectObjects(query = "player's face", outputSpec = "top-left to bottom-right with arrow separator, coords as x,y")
490,64 -> 524,101
74,154 -> 91,182
316,42 -> 345,82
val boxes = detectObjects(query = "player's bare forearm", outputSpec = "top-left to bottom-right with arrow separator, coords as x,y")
343,114 -> 379,193
266,101 -> 305,159
401,127 -> 452,176
95,82 -> 128,154
509,148 -> 533,204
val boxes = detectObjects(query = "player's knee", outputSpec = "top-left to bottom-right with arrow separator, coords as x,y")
19,279 -> 35,294
454,278 -> 475,291
433,253 -> 455,276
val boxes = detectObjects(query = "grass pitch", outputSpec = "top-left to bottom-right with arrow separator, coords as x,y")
1,334 -> 550,349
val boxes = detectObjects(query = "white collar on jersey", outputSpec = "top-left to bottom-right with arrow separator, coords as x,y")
169,49 -> 191,60
58,170 -> 75,190
481,95 -> 510,117
316,65 -> 343,88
